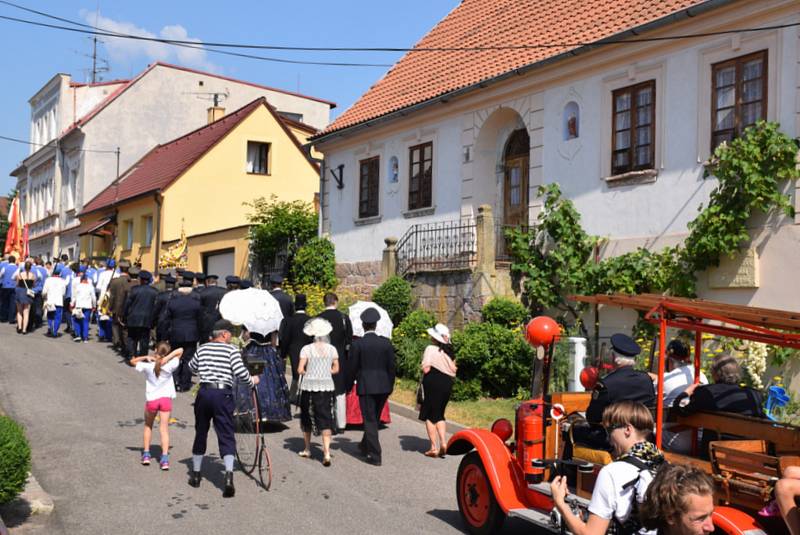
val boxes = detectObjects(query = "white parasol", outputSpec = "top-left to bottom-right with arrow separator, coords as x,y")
348,301 -> 393,339
219,288 -> 284,335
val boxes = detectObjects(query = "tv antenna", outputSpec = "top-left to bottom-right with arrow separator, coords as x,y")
84,2 -> 110,83
182,90 -> 230,107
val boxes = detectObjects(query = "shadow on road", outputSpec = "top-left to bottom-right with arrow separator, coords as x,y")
398,434 -> 430,453
177,457 -> 227,493
427,508 -> 465,532
0,497 -> 32,528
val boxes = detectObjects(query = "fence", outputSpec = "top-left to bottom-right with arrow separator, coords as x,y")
395,217 -> 477,274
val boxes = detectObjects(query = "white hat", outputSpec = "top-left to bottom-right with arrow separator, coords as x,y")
426,323 -> 451,345
303,317 -> 333,337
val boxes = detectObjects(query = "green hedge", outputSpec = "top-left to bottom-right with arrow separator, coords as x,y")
392,309 -> 436,379
0,415 -> 31,504
481,297 -> 528,328
290,237 -> 337,289
372,276 -> 413,326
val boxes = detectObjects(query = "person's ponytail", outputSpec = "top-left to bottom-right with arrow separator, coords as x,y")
153,342 -> 171,379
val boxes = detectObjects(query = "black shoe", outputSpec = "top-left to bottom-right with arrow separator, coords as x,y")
223,471 -> 235,498
188,471 -> 201,488
365,454 -> 382,466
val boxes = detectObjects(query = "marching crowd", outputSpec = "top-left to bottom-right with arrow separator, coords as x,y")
2,252 -> 799,533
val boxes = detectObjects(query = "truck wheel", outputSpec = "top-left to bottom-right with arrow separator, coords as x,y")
456,451 -> 505,535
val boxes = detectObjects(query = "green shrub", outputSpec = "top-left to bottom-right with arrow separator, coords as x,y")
481,297 -> 528,328
372,276 -> 413,325
451,379 -> 484,402
452,323 -> 534,399
0,415 -> 31,504
392,309 -> 437,378
290,237 -> 337,289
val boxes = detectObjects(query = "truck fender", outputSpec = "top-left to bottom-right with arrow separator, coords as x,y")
712,506 -> 767,535
448,428 -> 528,512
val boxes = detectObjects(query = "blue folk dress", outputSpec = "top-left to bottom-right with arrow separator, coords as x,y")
234,334 -> 292,423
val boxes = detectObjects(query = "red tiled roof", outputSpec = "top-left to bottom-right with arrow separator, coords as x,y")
320,0 -> 710,137
81,98 -> 265,214
80,96 -> 318,215
69,79 -> 130,88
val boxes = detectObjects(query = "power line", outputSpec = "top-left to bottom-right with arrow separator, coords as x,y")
1,0 -> 798,53
0,134 -> 118,154
0,11 -> 393,67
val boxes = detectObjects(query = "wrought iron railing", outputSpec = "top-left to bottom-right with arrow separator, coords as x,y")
495,224 -> 530,263
396,218 -> 477,274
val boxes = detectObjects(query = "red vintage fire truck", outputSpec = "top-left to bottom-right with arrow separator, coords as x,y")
447,293 -> 800,534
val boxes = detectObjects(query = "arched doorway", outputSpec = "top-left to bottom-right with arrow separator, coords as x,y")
503,128 -> 530,229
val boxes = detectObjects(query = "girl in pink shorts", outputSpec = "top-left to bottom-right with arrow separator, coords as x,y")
129,343 -> 183,470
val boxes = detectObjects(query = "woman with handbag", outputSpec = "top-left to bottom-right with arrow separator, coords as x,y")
418,323 -> 457,458
13,260 -> 37,334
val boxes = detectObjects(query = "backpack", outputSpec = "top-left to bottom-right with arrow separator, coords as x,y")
610,456 -> 667,535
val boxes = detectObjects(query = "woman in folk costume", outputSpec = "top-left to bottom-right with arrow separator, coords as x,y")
234,327 -> 292,423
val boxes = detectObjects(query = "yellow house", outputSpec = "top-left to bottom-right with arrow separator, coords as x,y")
78,97 -> 319,279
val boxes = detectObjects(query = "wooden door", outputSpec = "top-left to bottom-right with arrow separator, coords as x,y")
503,156 -> 529,228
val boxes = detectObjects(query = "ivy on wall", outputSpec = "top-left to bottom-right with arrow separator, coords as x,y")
507,121 -> 800,326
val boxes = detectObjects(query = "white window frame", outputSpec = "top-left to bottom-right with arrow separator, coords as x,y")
125,220 -> 134,250
246,141 -> 271,175
401,130 -> 438,218
143,215 -> 153,247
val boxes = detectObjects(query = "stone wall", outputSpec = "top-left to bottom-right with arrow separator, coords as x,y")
407,270 -> 492,328
335,260 -> 383,299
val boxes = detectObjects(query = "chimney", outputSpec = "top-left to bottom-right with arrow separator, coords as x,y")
207,106 -> 225,124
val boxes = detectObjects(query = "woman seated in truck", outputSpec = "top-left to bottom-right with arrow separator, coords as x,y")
551,400 -> 664,535
673,353 -> 765,459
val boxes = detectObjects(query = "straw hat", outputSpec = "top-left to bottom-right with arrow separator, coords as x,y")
303,317 -> 333,337
427,323 -> 451,344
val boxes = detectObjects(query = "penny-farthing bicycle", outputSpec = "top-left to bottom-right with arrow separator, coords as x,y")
233,357 -> 272,490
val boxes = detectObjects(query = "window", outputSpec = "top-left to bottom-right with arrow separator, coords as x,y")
408,142 -> 433,210
142,215 -> 153,247
124,220 -> 134,250
711,50 -> 767,150
246,141 -> 270,174
358,156 -> 380,218
611,80 -> 655,175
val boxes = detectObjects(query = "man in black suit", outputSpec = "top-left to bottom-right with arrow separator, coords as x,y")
318,292 -> 353,430
166,277 -> 203,391
349,307 -> 396,466
199,274 -> 227,343
269,274 -> 294,320
674,353 -> 765,458
153,275 -> 176,343
123,270 -> 159,358
279,294 -> 313,381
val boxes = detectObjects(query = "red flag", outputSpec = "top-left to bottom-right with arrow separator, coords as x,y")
4,197 -> 23,257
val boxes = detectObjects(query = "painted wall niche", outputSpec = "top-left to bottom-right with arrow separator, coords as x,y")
563,101 -> 580,141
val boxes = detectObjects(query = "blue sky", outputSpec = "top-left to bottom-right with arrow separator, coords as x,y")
0,0 -> 460,194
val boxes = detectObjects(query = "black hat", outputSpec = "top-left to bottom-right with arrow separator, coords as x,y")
225,275 -> 240,285
667,339 -> 690,359
138,270 -> 152,282
294,293 -> 307,310
610,333 -> 641,357
213,319 -> 235,332
164,275 -> 176,285
360,307 -> 380,324
182,271 -> 195,280
176,268 -> 186,275
194,272 -> 206,282
179,279 -> 193,287
239,280 -> 253,289
269,273 -> 283,285
129,265 -> 140,276
206,274 -> 219,280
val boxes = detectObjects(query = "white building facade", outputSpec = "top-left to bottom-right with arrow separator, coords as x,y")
313,0 -> 800,311
11,62 -> 333,260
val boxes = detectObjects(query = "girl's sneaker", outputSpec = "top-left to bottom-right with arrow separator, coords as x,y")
141,451 -> 152,465
160,455 -> 169,471
758,500 -> 780,517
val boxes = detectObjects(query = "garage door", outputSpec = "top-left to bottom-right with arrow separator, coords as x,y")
204,250 -> 235,285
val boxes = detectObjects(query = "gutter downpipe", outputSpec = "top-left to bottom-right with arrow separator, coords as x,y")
154,192 -> 163,273
310,0 -> 736,146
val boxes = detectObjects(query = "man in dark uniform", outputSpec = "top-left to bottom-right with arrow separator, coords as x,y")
188,319 -> 259,497
349,308 -> 396,466
674,353 -> 765,458
193,272 -> 206,297
239,279 -> 252,289
199,274 -> 226,343
225,275 -> 240,291
123,270 -> 158,357
279,294 -> 312,381
317,292 -> 353,431
152,269 -> 169,293
572,333 -> 655,451
166,277 -> 203,391
269,274 -> 293,319
107,261 -> 132,358
153,275 -> 176,343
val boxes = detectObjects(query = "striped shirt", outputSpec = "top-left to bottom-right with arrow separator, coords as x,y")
189,342 -> 253,388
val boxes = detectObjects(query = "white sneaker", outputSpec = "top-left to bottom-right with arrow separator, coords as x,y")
73,336 -> 82,342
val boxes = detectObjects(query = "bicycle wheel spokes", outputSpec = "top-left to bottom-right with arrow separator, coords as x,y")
257,436 -> 272,490
234,393 -> 259,475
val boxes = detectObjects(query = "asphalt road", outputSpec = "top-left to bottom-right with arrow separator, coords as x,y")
0,323 -> 536,535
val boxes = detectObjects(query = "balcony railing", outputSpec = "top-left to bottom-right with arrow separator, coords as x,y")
495,224 -> 529,263
396,218 -> 477,274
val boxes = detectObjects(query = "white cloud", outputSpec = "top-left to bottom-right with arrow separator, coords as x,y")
80,10 -> 219,73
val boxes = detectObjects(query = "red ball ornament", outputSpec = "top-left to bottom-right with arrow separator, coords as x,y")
580,366 -> 600,390
525,316 -> 561,347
